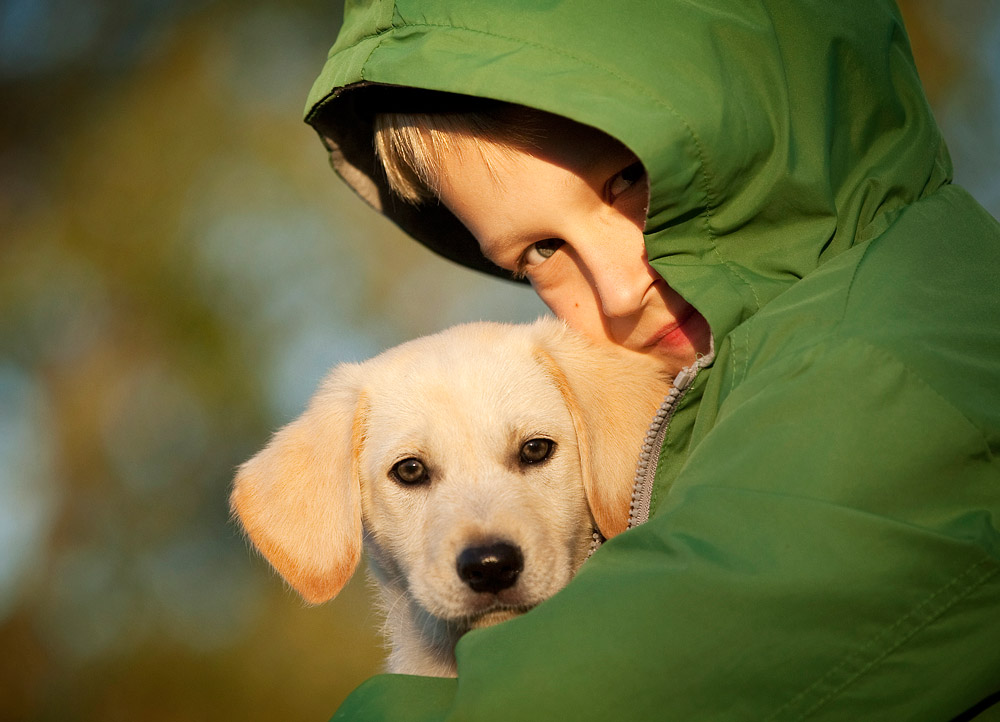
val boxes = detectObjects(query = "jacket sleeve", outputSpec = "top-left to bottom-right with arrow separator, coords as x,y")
331,338 -> 1000,721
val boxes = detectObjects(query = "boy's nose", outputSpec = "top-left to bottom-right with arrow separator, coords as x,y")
585,243 -> 655,320
595,273 -> 648,318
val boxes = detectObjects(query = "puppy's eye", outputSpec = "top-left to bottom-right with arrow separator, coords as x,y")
391,457 -> 429,485
519,438 -> 555,465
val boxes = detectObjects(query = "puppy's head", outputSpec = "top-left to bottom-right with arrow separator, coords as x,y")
230,319 -> 669,613
355,323 -> 592,626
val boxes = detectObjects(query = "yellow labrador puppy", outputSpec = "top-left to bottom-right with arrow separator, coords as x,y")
231,318 -> 670,677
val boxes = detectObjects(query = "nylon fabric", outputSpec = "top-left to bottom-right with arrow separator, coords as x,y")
304,1 -> 1000,719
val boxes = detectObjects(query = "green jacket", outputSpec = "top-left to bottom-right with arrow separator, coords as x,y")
305,1 -> 1000,718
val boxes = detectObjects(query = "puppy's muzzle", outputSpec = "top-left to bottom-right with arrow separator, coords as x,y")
456,541 -> 524,594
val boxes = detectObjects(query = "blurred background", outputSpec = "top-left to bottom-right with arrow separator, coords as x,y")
0,1 -> 997,719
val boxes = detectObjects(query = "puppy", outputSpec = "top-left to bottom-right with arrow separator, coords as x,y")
230,318 -> 670,677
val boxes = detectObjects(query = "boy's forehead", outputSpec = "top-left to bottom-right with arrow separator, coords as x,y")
448,114 -> 628,169
522,117 -> 630,176
444,122 -> 631,195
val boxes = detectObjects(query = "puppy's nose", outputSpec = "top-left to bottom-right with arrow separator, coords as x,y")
456,542 -> 524,594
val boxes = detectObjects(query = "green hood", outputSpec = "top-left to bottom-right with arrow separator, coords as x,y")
305,0 -> 951,345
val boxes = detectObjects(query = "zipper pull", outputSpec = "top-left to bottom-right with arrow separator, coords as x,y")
673,366 -> 694,390
673,343 -> 715,391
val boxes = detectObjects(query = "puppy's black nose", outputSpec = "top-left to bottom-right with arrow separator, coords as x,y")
456,542 -> 524,594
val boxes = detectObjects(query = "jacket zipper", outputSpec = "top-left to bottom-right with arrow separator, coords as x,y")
627,367 -> 693,530
587,348 -> 714,556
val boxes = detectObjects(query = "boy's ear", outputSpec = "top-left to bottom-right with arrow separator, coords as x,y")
230,365 -> 367,604
532,320 -> 671,538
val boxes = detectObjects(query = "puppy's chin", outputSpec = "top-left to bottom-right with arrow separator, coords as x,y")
468,606 -> 530,630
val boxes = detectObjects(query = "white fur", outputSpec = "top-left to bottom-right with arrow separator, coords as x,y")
230,318 -> 669,676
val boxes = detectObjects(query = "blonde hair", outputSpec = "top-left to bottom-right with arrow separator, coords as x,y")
373,99 -> 543,205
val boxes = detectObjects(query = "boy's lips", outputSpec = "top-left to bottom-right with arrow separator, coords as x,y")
643,304 -> 697,350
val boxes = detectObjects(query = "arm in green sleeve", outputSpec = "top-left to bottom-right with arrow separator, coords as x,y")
332,339 -> 1000,721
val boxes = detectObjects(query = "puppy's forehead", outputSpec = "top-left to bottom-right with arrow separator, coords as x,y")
360,328 -> 568,439
369,329 -> 551,396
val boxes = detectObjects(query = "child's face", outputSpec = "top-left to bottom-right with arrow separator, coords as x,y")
437,121 -> 712,376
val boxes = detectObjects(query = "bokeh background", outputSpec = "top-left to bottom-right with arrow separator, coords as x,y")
1,1 -> 997,720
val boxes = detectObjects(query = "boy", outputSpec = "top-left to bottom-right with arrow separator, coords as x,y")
374,98 -> 714,376
304,1 -> 1000,719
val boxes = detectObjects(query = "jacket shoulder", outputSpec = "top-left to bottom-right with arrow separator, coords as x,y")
722,185 -> 1000,440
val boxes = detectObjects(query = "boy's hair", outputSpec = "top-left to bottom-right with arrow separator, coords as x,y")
372,93 -> 544,204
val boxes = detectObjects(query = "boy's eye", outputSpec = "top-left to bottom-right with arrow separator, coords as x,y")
607,161 -> 646,201
521,239 -> 564,269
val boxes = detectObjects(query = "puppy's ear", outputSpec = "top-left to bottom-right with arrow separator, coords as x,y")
532,319 -> 671,538
230,365 -> 367,604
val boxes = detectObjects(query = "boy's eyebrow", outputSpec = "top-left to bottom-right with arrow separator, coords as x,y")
476,231 -> 521,264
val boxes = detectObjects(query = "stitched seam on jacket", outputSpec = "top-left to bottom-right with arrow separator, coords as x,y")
357,14 -> 394,81
349,18 -> 761,314
729,328 -> 740,390
766,558 -> 998,722
726,325 -> 751,392
743,324 -> 751,386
